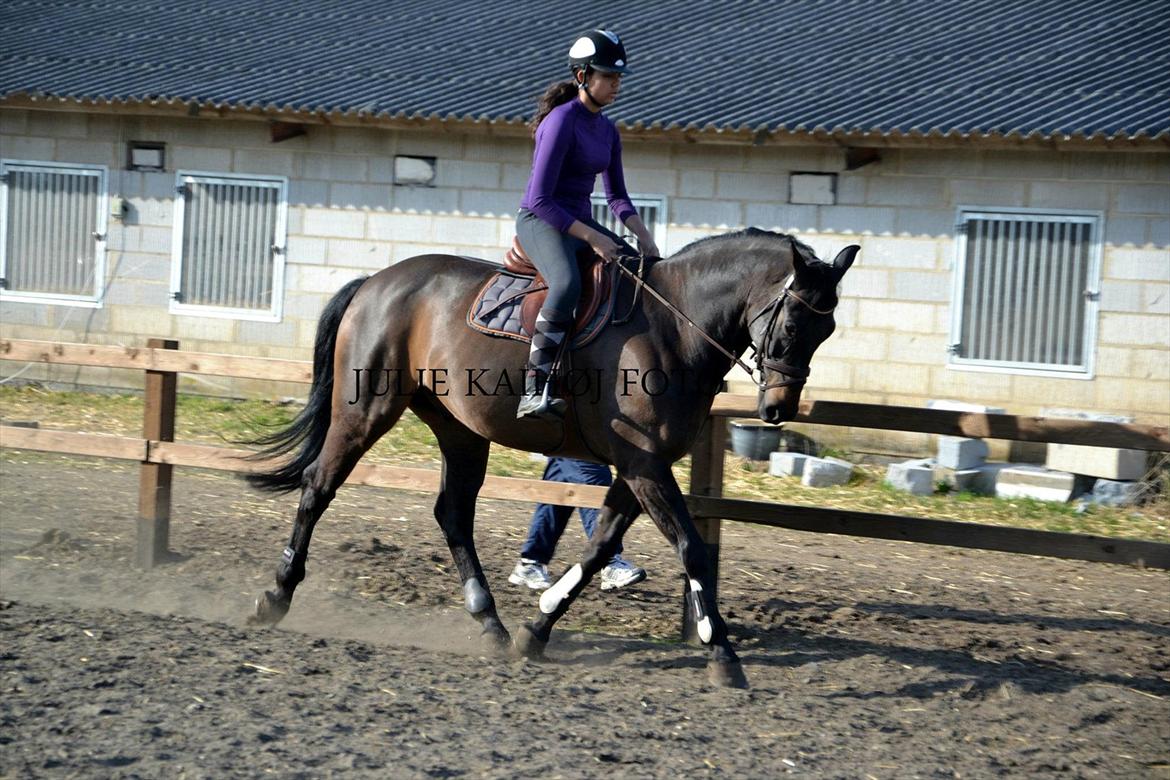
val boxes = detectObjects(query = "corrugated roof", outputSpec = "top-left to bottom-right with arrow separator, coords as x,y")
2,0 -> 1168,143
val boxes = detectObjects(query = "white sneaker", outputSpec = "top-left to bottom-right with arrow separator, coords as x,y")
600,556 -> 646,591
508,559 -> 553,590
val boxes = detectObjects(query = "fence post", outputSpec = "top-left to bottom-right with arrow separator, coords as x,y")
682,415 -> 726,643
137,338 -> 178,569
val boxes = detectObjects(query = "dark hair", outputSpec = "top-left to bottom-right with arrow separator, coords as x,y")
529,79 -> 578,136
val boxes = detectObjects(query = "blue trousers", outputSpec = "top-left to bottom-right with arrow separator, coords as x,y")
519,457 -> 619,565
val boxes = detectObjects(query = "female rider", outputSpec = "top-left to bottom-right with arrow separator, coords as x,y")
516,29 -> 660,419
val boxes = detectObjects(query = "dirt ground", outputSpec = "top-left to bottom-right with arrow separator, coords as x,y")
0,451 -> 1168,779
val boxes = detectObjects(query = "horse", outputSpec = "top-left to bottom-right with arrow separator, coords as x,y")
246,228 -> 857,688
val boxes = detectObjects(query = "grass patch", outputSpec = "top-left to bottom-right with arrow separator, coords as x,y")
2,384 -> 1167,542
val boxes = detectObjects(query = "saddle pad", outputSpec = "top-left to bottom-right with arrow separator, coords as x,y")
467,270 -> 616,349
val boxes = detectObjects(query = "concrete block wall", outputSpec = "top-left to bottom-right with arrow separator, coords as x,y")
1,108 -> 1167,429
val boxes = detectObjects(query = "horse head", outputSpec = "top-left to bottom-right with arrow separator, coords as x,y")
753,239 -> 857,423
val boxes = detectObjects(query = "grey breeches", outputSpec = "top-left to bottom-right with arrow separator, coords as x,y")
515,209 -> 628,322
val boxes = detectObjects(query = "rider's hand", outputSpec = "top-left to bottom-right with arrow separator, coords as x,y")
589,232 -> 624,262
640,239 -> 661,258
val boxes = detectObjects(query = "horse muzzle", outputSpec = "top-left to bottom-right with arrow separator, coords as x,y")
759,383 -> 804,424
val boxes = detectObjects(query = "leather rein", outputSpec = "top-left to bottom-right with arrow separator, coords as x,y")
610,254 -> 836,393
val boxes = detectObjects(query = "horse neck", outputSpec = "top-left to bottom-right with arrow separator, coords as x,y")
649,243 -> 787,375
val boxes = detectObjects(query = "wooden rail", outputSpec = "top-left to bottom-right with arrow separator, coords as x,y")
3,338 -> 1169,639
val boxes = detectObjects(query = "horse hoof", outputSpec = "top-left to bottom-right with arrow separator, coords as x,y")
707,660 -> 749,689
248,591 -> 289,626
513,623 -> 547,660
480,626 -> 513,658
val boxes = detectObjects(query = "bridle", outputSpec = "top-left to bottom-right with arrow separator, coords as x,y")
744,274 -> 836,391
610,256 -> 836,393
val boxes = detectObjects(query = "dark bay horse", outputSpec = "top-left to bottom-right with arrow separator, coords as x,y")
247,228 -> 856,687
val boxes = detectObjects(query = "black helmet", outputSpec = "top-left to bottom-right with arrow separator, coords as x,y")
568,30 -> 631,75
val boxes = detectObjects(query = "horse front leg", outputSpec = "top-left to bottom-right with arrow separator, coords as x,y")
623,462 -> 748,689
514,478 -> 641,658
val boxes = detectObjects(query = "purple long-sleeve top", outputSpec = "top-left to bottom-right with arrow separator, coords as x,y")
520,98 -> 638,233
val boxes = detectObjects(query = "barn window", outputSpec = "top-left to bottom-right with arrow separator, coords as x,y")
949,208 -> 1102,377
170,171 -> 287,321
590,193 -> 667,255
0,160 -> 108,307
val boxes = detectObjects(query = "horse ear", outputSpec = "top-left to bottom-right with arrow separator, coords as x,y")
789,237 -> 808,274
831,245 -> 859,275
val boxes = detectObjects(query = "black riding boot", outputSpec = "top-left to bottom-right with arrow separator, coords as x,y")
517,313 -> 569,420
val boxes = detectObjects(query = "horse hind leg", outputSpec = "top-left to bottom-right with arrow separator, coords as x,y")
251,399 -> 408,626
418,411 -> 511,653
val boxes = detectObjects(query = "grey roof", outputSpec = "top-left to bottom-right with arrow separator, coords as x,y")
2,0 -> 1169,143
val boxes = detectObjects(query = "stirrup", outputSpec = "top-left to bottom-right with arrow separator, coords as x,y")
516,375 -> 566,421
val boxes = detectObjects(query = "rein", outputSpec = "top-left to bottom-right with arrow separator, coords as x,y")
610,254 -> 835,392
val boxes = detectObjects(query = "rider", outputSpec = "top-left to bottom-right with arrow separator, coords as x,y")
516,29 -> 660,419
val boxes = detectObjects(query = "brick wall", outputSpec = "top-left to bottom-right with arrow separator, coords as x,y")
1,108 -> 1167,426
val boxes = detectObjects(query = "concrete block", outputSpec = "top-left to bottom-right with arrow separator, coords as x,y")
886,459 -> 935,496
856,300 -> 935,332
1115,183 -> 1170,215
301,153 -> 366,182
801,457 -> 854,488
995,465 -> 1092,503
1046,443 -> 1147,481
1099,313 -> 1170,347
233,149 -> 295,177
304,208 -> 365,239
927,400 -> 1007,414
672,198 -> 743,229
1089,479 -> 1145,507
937,436 -> 989,470
1107,248 -> 1170,282
819,206 -> 896,236
769,452 -> 811,478
679,170 -> 715,198
716,171 -> 784,201
1040,408 -> 1134,424
170,145 -> 232,171
866,176 -> 946,207
2,136 -> 55,159
934,462 -> 1009,495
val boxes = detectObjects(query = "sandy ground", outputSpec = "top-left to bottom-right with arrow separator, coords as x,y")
1,451 -> 1168,779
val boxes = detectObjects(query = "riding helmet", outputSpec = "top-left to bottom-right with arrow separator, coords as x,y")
568,29 -> 631,75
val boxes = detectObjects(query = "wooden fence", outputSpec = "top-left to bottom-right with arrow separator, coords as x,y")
3,338 -> 1169,638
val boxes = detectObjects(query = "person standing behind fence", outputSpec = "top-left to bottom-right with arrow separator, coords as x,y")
509,457 -> 647,591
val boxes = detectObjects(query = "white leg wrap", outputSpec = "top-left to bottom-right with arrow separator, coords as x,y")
689,579 -> 713,643
697,616 -> 713,644
539,564 -> 583,615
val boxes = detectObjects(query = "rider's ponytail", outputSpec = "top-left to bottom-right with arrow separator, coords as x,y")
529,80 -> 578,136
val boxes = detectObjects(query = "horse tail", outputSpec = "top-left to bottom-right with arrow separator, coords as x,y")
245,276 -> 369,493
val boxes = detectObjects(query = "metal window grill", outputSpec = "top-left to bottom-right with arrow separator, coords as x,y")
590,194 -> 666,253
1,164 -> 103,298
952,211 -> 1100,373
176,177 -> 282,310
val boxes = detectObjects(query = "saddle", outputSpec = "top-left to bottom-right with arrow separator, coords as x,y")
467,236 -> 617,348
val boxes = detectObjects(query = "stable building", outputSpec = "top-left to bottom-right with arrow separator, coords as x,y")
1,0 -> 1167,432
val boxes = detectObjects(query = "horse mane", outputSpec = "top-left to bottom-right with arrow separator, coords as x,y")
668,227 -> 817,264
